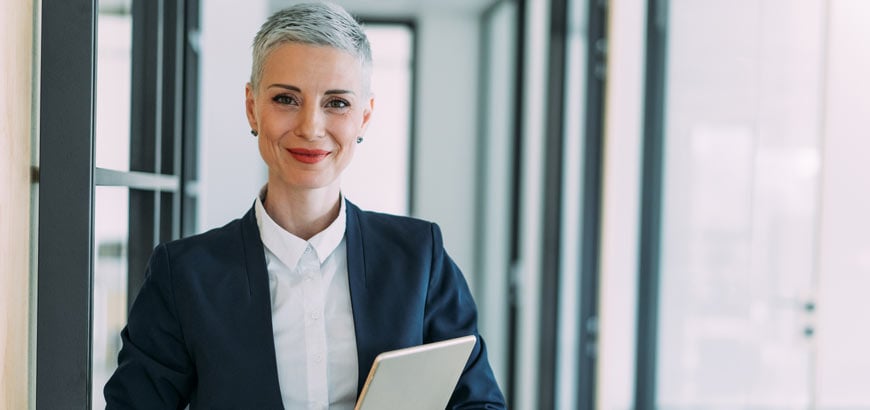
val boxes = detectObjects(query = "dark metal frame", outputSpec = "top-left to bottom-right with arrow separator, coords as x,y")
37,0 -> 200,407
181,0 -> 201,237
634,0 -> 669,408
37,0 -> 97,406
576,0 -> 610,408
538,0 -> 570,407
507,0 -> 526,407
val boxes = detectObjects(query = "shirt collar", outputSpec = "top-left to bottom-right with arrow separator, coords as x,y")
254,186 -> 347,269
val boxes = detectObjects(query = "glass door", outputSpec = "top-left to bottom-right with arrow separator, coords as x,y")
656,1 -> 825,408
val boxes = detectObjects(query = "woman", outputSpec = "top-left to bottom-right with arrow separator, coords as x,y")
104,3 -> 505,409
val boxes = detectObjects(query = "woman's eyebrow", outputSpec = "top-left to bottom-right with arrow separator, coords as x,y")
267,83 -> 301,92
325,89 -> 354,95
267,84 -> 354,96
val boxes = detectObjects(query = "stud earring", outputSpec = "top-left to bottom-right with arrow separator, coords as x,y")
356,136 -> 363,144
250,129 -> 258,137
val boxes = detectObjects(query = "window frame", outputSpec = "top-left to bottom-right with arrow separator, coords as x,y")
37,0 -> 97,406
36,0 -> 200,407
634,0 -> 668,408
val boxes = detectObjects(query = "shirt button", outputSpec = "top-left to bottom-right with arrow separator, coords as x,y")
311,312 -> 320,320
314,354 -> 323,363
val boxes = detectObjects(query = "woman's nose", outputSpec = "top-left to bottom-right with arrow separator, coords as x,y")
294,104 -> 324,140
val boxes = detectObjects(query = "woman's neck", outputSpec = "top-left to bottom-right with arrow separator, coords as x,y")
262,181 -> 341,241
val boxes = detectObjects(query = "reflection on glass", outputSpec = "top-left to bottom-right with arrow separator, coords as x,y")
340,25 -> 413,215
92,186 -> 129,409
658,1 -> 824,408
95,0 -> 133,171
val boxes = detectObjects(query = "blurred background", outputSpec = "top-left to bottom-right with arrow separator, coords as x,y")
3,0 -> 870,409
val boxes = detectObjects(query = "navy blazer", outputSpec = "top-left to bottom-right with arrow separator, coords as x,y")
104,201 -> 506,409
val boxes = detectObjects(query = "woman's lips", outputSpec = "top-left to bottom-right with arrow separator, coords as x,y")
287,148 -> 330,164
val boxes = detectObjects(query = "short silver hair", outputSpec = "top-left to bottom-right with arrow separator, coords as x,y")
250,2 -> 372,93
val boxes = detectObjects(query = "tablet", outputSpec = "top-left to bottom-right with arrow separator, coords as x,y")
354,335 -> 477,410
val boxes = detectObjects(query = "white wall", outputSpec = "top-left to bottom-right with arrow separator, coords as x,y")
412,11 -> 481,283
198,0 -> 269,231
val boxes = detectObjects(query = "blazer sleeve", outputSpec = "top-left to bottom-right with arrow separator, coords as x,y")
104,243 -> 194,409
424,223 -> 507,409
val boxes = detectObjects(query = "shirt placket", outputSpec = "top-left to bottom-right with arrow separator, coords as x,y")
299,244 -> 329,410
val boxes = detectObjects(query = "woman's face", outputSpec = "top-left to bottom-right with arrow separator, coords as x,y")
245,43 -> 373,194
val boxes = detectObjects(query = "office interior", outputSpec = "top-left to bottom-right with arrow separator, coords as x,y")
2,0 -> 869,408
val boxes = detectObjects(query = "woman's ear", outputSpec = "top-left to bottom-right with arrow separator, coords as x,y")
245,83 -> 258,132
359,94 -> 375,135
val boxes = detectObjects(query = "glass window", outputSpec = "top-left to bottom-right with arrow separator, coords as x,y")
92,1 -> 134,406
90,1 -> 198,407
92,186 -> 130,409
657,1 -> 825,408
95,0 -> 133,171
340,24 -> 414,216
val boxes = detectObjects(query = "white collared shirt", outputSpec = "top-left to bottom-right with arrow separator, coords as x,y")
254,192 -> 358,410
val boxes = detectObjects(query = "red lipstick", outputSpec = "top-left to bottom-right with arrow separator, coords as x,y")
287,148 -> 330,164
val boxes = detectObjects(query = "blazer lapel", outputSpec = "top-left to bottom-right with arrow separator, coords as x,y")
239,206 -> 285,406
345,201 -> 375,395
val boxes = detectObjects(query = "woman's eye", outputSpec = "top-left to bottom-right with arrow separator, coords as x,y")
326,99 -> 350,109
273,95 -> 297,105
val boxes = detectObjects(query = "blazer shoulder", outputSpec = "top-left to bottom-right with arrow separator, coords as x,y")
157,213 -> 253,270
356,208 -> 431,229
351,205 -> 438,239
165,217 -> 244,250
